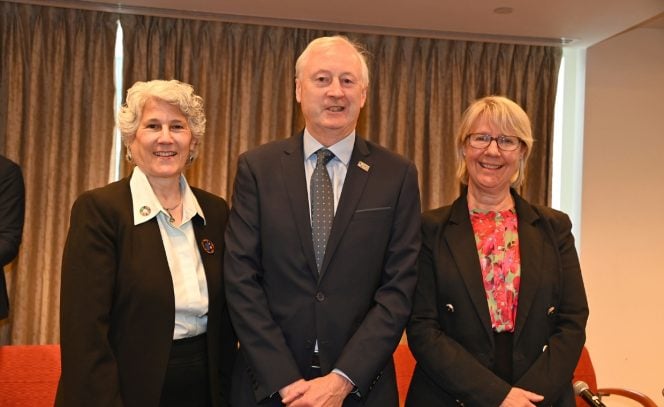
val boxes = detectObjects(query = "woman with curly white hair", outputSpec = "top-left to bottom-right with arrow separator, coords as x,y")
57,79 -> 236,407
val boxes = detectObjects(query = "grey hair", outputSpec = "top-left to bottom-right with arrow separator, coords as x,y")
295,35 -> 370,87
118,79 -> 206,159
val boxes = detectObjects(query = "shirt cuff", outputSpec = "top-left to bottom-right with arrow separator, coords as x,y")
332,369 -> 361,397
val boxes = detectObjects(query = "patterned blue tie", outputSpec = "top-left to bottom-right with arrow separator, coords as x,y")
311,149 -> 335,271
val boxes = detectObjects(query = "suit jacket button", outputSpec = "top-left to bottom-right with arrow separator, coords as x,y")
316,292 -> 325,302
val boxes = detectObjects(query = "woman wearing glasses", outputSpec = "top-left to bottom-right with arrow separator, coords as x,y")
406,96 -> 588,406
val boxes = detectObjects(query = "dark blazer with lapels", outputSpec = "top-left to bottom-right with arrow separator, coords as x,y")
224,133 -> 421,406
56,176 -> 237,407
0,155 -> 25,319
406,189 -> 589,407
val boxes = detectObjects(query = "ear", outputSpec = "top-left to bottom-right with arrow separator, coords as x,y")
189,138 -> 199,152
295,78 -> 302,103
359,85 -> 367,108
125,137 -> 136,155
125,146 -> 133,163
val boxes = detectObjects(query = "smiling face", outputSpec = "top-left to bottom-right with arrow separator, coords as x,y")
463,117 -> 524,196
129,98 -> 194,183
295,40 -> 367,145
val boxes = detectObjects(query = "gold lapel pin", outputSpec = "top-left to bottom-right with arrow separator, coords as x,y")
357,161 -> 370,172
139,206 -> 151,216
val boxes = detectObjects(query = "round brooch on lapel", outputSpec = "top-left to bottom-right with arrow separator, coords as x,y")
139,206 -> 151,216
201,239 -> 215,254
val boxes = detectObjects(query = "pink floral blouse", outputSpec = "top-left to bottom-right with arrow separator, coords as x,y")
469,208 -> 521,333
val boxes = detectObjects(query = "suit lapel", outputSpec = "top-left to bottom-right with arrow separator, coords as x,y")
444,190 -> 545,345
189,196 -> 221,304
445,194 -> 495,343
281,134 -> 319,278
126,186 -> 175,309
318,137 -> 371,279
121,177 -> 172,285
513,194 -> 542,343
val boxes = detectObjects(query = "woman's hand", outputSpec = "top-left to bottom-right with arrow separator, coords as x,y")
499,387 -> 544,407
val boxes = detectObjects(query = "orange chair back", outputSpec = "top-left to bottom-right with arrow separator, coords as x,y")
0,344 -> 61,407
394,343 -> 416,407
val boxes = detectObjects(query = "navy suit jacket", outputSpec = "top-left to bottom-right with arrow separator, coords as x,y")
406,189 -> 588,407
0,155 -> 25,320
56,176 -> 237,407
224,133 -> 421,406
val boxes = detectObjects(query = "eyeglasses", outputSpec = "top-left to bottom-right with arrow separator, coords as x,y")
466,133 -> 521,151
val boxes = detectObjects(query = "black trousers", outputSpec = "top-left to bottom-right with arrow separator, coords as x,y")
159,333 -> 211,407
493,331 -> 514,384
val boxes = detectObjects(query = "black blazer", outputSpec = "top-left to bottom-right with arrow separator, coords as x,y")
56,176 -> 237,407
224,133 -> 421,406
406,189 -> 588,407
0,155 -> 25,320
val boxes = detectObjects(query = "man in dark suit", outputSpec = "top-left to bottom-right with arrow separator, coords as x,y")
224,36 -> 421,407
0,154 -> 25,320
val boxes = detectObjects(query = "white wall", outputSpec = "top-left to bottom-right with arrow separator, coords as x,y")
582,25 -> 664,405
553,47 -> 586,243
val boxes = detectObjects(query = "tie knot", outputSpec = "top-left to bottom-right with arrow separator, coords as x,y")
315,149 -> 335,167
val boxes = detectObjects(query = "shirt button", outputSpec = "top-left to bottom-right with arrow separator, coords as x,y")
316,292 -> 325,302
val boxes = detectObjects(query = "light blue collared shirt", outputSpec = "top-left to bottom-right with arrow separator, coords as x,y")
303,129 -> 355,215
130,167 -> 209,340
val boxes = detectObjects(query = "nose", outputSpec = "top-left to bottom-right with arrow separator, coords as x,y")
157,126 -> 174,142
484,138 -> 501,154
327,78 -> 344,97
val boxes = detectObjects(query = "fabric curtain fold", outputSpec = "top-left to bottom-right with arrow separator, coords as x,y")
0,2 -> 118,344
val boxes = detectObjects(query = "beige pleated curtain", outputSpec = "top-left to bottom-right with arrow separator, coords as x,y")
0,2 -> 561,344
0,2 -> 118,344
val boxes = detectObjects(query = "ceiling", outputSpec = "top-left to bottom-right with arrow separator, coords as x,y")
18,0 -> 664,48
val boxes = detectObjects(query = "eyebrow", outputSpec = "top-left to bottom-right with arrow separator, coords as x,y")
311,69 -> 358,78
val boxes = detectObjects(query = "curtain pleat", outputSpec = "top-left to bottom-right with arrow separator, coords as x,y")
0,2 -> 118,344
